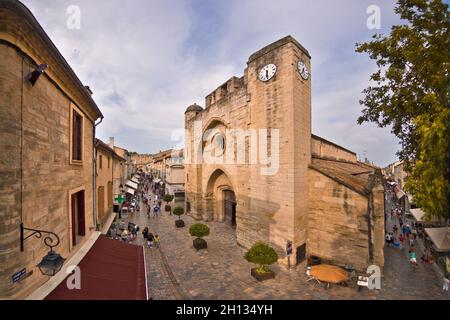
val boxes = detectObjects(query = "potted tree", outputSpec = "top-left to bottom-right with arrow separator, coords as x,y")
189,223 -> 210,250
244,242 -> 278,282
173,206 -> 185,228
163,194 -> 174,212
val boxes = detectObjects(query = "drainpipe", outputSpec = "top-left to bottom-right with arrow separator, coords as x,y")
93,117 -> 103,230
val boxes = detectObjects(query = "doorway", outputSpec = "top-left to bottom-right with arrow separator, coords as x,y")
223,190 -> 236,228
71,190 -> 86,246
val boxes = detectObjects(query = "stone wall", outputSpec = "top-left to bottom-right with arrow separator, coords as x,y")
307,168 -> 370,271
311,135 -> 357,162
0,43 -> 96,299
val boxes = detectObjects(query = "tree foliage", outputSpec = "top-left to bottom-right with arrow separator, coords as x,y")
356,0 -> 450,220
244,242 -> 278,273
189,223 -> 210,238
173,206 -> 184,220
163,194 -> 174,204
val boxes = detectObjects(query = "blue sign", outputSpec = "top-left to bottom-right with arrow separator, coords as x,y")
12,268 -> 26,283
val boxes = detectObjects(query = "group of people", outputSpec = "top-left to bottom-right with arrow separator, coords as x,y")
385,195 -> 427,268
142,227 -> 160,248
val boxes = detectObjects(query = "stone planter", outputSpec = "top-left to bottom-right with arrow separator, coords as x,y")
251,268 -> 275,282
175,219 -> 185,228
193,238 -> 207,250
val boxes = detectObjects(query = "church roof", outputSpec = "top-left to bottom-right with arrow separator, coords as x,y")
309,156 -> 377,196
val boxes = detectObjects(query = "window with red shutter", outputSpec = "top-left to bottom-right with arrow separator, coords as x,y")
72,109 -> 83,161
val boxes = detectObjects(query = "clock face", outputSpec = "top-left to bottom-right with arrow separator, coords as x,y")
297,60 -> 309,80
259,64 -> 277,82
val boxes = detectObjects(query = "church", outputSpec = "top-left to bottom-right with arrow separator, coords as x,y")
184,36 -> 385,271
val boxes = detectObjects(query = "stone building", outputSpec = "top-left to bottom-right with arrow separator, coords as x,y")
164,149 -> 185,208
0,0 -> 103,298
130,153 -> 152,173
114,145 -> 134,183
150,149 -> 172,180
94,138 -> 125,232
184,36 -> 385,271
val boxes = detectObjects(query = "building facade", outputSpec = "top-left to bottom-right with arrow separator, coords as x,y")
150,149 -> 172,180
0,0 -> 103,299
165,149 -> 185,207
184,36 -> 385,271
95,139 -> 125,232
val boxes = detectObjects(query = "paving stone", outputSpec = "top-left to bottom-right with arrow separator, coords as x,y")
117,191 -> 449,300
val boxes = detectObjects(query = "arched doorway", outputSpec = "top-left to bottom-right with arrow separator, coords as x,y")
205,169 -> 237,228
223,190 -> 236,228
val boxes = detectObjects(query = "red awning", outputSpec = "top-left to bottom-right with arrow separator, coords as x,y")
45,235 -> 147,300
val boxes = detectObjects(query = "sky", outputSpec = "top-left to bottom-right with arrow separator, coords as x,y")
22,0 -> 409,167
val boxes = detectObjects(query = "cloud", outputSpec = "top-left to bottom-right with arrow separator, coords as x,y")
22,0 -> 402,166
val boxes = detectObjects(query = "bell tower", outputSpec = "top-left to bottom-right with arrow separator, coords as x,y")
241,36 -> 312,265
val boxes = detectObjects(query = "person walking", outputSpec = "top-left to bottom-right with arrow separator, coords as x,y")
443,276 -> 449,292
142,227 -> 149,241
147,232 -> 154,248
154,234 -> 160,248
393,224 -> 398,235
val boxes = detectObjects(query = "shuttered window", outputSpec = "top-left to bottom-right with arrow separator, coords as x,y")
72,109 -> 83,161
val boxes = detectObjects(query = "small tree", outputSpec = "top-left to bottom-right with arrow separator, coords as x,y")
189,223 -> 210,239
173,207 -> 184,220
244,242 -> 278,274
189,223 -> 210,250
163,194 -> 174,204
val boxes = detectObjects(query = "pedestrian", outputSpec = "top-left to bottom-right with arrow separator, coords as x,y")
409,235 -> 415,248
132,224 -> 140,240
154,234 -> 160,248
443,276 -> 449,292
399,234 -> 405,246
393,224 -> 398,235
399,217 -> 403,229
408,249 -> 417,265
142,227 -> 149,240
147,232 -> 154,248
147,205 -> 151,218
385,232 -> 392,245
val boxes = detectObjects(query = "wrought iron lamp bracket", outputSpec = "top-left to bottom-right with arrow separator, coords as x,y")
20,222 -> 60,252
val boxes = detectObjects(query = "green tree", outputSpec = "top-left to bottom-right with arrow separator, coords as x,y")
189,223 -> 210,238
356,0 -> 450,220
173,206 -> 184,220
163,194 -> 174,204
244,242 -> 278,274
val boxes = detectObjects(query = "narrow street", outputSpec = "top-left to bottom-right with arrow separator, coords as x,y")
114,186 -> 448,300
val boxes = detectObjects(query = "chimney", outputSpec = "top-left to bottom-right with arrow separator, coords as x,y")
109,137 -> 114,148
85,86 -> 93,95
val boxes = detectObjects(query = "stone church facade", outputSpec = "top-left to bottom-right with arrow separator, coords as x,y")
184,36 -> 385,271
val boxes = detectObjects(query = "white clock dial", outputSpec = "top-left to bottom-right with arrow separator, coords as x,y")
297,60 -> 309,80
258,64 -> 277,82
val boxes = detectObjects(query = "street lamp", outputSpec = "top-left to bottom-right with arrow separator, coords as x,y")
20,223 -> 65,276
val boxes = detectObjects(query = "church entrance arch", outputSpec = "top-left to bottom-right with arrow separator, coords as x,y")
205,169 -> 237,229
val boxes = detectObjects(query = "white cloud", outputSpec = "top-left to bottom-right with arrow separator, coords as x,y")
22,0 -> 401,166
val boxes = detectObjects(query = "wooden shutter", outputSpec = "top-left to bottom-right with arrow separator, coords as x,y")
72,110 -> 83,161
77,190 -> 86,236
72,110 -> 78,161
76,113 -> 82,160
71,193 -> 77,246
